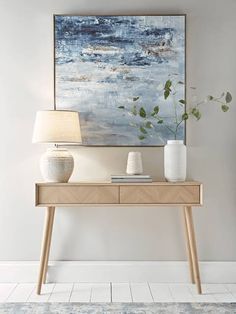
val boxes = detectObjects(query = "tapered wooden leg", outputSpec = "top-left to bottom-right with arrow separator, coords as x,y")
42,207 -> 55,284
37,207 -> 54,295
183,207 -> 195,284
184,206 -> 202,294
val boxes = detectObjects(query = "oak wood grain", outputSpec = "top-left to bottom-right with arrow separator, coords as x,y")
120,185 -> 200,204
37,185 -> 119,205
36,182 -> 202,206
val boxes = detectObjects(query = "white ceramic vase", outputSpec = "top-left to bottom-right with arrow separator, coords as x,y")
40,148 -> 74,183
164,140 -> 186,182
126,152 -> 143,175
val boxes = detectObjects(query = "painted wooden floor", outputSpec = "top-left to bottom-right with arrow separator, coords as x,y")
1,283 -> 236,303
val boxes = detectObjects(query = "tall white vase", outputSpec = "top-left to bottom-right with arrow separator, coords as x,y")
164,140 -> 186,182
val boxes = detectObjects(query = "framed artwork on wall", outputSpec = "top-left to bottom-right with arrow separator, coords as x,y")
54,15 -> 186,146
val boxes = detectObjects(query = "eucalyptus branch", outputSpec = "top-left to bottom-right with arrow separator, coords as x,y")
117,78 -> 232,142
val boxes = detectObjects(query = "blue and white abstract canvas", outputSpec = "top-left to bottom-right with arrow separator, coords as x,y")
55,15 -> 185,146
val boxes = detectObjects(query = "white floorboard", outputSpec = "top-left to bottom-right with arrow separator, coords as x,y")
112,283 -> 132,302
130,283 -> 153,302
70,283 -> 91,302
1,282 -> 236,303
169,284 -> 195,302
6,284 -> 35,303
0,284 -> 17,302
225,283 -> 236,297
149,283 -> 173,302
203,284 -> 236,303
90,283 -> 111,302
27,284 -> 55,303
189,284 -> 216,302
48,283 -> 73,302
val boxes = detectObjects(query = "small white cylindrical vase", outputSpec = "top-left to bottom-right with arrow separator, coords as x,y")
40,148 -> 74,183
126,152 -> 143,175
164,140 -> 186,182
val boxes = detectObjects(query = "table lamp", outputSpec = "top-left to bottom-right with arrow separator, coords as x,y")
32,110 -> 82,182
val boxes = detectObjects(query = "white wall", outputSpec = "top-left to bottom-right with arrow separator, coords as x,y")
0,0 -> 235,262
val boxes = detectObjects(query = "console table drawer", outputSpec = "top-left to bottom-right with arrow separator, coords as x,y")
36,185 -> 119,205
120,185 -> 201,204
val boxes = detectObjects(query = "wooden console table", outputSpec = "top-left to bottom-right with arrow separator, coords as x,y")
35,181 -> 203,295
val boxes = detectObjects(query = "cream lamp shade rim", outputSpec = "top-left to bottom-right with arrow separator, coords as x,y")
36,109 -> 78,113
32,110 -> 82,144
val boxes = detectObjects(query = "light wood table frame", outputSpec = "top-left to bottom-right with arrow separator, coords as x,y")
35,181 -> 203,295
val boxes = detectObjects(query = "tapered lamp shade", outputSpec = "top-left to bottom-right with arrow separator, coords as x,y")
32,110 -> 82,144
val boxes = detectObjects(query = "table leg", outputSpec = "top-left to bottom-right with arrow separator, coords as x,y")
183,207 -> 195,284
184,206 -> 202,294
42,207 -> 55,284
37,207 -> 55,295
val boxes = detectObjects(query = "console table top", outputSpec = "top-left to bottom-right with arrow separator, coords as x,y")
36,181 -> 201,186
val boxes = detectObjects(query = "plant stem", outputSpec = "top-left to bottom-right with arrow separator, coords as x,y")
174,120 -> 184,139
165,125 -> 176,136
195,100 -> 205,108
214,99 -> 226,105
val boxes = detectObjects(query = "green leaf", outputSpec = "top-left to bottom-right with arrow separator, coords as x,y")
140,126 -> 147,134
145,121 -> 153,129
138,135 -> 146,140
182,113 -> 189,120
207,95 -> 214,101
191,108 -> 201,120
179,99 -> 186,105
118,106 -> 125,109
164,80 -> 172,99
153,106 -> 159,114
164,89 -> 170,99
133,96 -> 140,102
164,79 -> 172,89
139,107 -> 146,118
157,119 -> 163,124
131,105 -> 137,115
221,104 -> 229,112
225,92 -> 232,103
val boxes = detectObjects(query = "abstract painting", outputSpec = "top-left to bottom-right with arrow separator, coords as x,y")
54,15 -> 186,146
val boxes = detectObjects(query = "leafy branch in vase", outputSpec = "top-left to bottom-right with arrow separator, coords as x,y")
118,79 -> 232,141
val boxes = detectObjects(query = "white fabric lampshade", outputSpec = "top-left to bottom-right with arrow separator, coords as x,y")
32,110 -> 82,144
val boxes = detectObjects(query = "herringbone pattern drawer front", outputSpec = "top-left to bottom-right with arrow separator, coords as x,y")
37,185 -> 119,204
120,185 -> 201,204
36,182 -> 202,206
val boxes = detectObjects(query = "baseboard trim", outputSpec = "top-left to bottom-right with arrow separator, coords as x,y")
0,261 -> 235,283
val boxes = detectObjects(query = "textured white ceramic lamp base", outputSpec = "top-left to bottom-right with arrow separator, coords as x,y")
164,140 -> 186,182
40,148 -> 74,183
